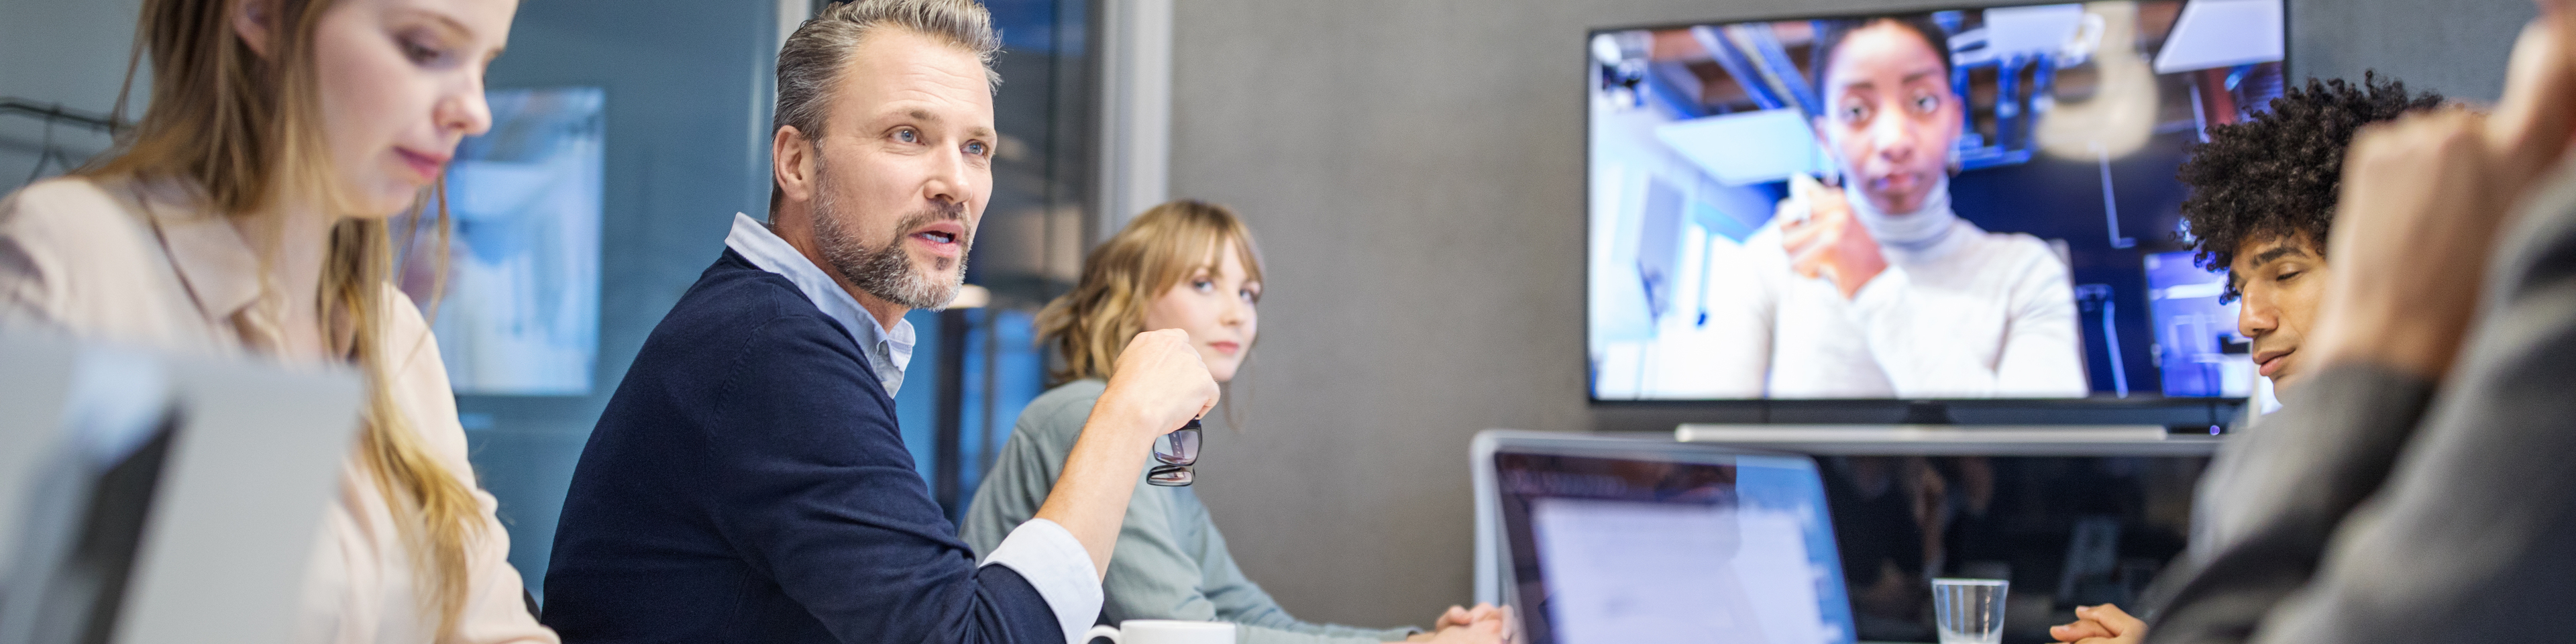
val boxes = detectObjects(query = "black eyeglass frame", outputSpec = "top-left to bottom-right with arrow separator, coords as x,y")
1147,419 -> 1201,486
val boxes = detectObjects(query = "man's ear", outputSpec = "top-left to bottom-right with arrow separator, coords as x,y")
773,125 -> 818,211
232,0 -> 278,59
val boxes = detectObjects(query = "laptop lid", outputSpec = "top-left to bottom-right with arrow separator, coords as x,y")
1472,430 -> 1857,644
0,331 -> 364,644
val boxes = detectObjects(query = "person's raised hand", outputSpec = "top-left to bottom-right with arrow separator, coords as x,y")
2309,108 -> 2499,382
2492,10 -> 2576,184
1042,328 -> 1221,578
2047,604 -> 2144,644
2310,21 -> 2573,382
1780,180 -> 1888,300
1093,329 -> 1220,445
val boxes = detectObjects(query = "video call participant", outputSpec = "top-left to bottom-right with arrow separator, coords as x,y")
0,0 -> 551,641
2046,74 -> 2446,644
2068,9 -> 2576,642
539,3 -> 1218,643
959,201 -> 1509,644
1707,14 -> 2086,398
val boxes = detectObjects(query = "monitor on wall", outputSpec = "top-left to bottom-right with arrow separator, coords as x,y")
1586,0 -> 2288,410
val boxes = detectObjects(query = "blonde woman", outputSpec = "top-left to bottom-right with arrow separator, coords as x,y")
0,0 -> 551,642
961,201 -> 1505,644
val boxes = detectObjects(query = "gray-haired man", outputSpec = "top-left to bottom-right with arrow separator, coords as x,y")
541,2 -> 1219,643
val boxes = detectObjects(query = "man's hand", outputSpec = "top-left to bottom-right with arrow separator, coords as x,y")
2310,21 -> 2576,382
1407,604 -> 1510,643
2048,604 -> 2144,644
1094,329 -> 1222,445
2491,13 -> 2576,191
1036,329 -> 1219,578
1780,181 -> 1889,300
1403,611 -> 1507,644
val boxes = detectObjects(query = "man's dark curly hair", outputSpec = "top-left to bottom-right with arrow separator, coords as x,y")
2178,72 -> 2444,299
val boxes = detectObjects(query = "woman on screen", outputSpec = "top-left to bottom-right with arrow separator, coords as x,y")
1699,14 -> 2088,398
959,201 -> 1507,644
0,0 -> 552,641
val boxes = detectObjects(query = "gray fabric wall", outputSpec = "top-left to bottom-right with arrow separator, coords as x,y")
1171,0 -> 2538,629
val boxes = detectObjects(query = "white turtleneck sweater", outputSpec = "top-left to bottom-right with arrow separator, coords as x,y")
1659,184 -> 2090,398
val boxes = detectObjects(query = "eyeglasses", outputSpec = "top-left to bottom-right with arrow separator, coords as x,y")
1147,419 -> 1201,486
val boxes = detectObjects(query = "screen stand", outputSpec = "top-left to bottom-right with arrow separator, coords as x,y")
1900,400 -> 1955,425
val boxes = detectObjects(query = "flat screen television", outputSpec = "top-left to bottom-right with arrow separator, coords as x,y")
1587,1 -> 2288,411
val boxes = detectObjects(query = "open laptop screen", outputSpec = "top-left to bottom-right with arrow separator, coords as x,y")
1496,449 -> 1855,644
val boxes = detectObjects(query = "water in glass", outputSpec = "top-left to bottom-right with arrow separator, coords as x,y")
1931,578 -> 2007,644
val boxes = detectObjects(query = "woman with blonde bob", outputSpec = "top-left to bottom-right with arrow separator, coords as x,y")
961,201 -> 1505,644
0,0 -> 551,641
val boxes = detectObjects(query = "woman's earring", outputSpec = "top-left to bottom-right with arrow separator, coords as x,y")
1947,146 -> 1965,175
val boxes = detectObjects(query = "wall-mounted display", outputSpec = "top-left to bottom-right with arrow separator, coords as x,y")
1587,1 -> 2286,402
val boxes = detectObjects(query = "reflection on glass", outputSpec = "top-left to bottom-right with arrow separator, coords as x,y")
1824,455 -> 2204,643
398,87 -> 604,395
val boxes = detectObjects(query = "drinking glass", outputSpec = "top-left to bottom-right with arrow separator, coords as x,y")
1082,619 -> 1234,644
1147,419 -> 1201,486
1931,578 -> 2007,644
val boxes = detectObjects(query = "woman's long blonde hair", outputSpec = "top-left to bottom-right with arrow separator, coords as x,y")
83,0 -> 478,633
1036,200 -> 1264,387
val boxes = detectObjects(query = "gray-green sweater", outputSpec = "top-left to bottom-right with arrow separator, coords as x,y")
961,380 -> 1419,644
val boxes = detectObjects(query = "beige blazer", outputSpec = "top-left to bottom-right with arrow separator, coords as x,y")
0,176 -> 557,644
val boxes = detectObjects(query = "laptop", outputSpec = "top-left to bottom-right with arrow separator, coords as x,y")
0,330 -> 364,644
1471,430 -> 1858,644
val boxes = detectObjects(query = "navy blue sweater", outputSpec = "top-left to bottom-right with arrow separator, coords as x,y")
543,250 -> 1060,644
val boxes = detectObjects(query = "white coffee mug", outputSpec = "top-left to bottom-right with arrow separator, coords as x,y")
1081,619 -> 1234,644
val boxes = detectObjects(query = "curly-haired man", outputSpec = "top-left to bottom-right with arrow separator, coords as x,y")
2044,72 -> 2445,644
2180,74 -> 2445,390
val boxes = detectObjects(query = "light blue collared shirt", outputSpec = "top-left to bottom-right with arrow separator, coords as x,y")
724,213 -> 916,395
721,213 -> 1102,643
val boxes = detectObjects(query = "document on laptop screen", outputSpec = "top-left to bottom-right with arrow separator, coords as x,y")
1529,498 -> 1826,644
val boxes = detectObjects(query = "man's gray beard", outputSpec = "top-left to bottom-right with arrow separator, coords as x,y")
810,177 -> 971,310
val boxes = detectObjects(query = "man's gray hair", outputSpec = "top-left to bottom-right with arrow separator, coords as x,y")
771,0 -> 1001,213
